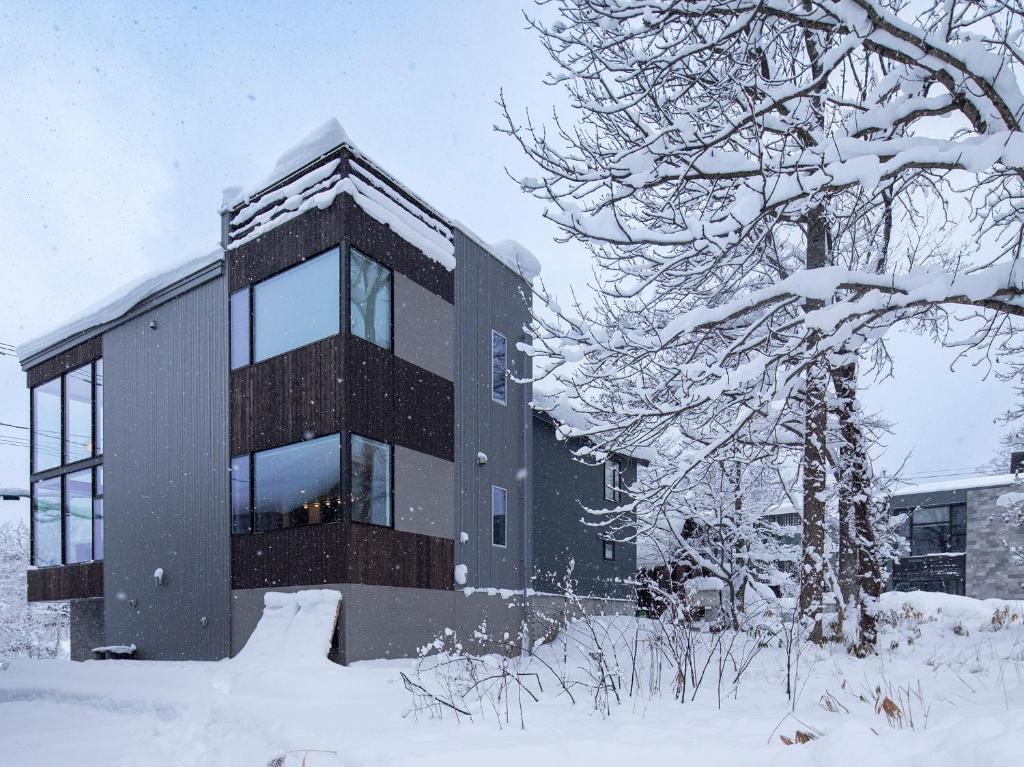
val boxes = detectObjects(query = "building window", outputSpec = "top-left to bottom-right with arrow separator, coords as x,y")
65,469 -> 93,564
94,359 -> 104,455
93,465 -> 104,561
350,434 -> 392,526
491,330 -> 507,405
603,540 -> 616,561
230,287 -> 251,369
230,454 -> 251,535
65,364 -> 93,464
767,512 -> 801,527
907,505 -> 966,556
350,249 -> 392,350
604,459 -> 622,503
253,247 -> 340,362
252,433 -> 341,532
32,378 -> 61,473
32,477 -> 61,567
492,485 -> 507,547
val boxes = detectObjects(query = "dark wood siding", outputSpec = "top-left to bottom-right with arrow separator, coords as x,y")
26,335 -> 102,387
230,335 -> 343,456
27,561 -> 103,602
230,522 -> 453,591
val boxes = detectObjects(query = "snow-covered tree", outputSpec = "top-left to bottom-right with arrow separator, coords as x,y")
0,522 -> 67,660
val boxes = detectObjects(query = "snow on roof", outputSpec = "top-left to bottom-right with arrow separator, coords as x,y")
224,118 -> 542,281
18,249 -> 223,363
892,473 -> 1020,498
0,488 -> 29,499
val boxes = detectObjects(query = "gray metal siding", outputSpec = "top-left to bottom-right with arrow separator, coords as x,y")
453,231 -> 532,590
532,417 -> 637,599
103,275 -> 230,660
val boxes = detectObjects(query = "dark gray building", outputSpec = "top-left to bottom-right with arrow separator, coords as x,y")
18,119 -> 635,663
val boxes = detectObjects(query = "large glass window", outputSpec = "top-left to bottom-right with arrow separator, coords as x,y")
492,485 -> 507,547
230,287 -> 251,369
32,378 -> 61,472
491,331 -> 507,405
231,454 -> 252,534
93,465 -> 104,561
94,358 -> 104,455
65,469 -> 93,564
350,434 -> 392,527
253,248 -> 340,362
908,505 -> 966,556
32,478 -> 61,567
253,434 -> 341,532
65,364 -> 93,463
350,249 -> 392,350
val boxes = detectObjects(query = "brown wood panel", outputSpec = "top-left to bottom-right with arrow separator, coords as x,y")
230,335 -> 343,455
26,336 -> 103,387
27,561 -> 103,602
230,522 -> 452,591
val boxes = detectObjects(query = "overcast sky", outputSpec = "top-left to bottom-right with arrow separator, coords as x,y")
0,1 -> 1016,524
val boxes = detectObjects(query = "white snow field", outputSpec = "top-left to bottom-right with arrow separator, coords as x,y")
1,591 -> 1022,766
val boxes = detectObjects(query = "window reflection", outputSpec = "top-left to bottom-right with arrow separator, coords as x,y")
350,249 -> 392,350
32,378 -> 61,472
350,434 -> 391,527
65,469 -> 93,564
65,364 -> 93,463
253,434 -> 341,532
32,478 -> 61,567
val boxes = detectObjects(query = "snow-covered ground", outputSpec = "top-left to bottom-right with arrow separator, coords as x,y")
1,591 -> 1022,766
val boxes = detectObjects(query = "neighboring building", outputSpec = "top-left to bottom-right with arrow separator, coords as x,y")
890,467 -> 1024,599
18,119 -> 634,663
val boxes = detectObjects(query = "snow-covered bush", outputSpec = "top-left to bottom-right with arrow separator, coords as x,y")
0,522 -> 67,660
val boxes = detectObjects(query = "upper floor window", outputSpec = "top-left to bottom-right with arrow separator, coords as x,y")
908,505 -> 966,556
603,540 -> 616,561
492,485 -> 507,547
65,469 -> 93,564
767,512 -> 801,527
350,249 -> 392,350
491,330 -> 507,405
32,378 -> 61,472
31,358 -> 103,474
604,459 -> 623,503
64,364 -> 93,464
229,287 -> 251,369
251,247 -> 340,363
350,434 -> 392,527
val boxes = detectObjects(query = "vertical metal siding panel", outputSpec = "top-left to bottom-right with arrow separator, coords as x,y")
454,232 -> 531,589
103,276 -> 230,660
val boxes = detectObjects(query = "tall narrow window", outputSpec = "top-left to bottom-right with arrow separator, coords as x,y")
93,465 -> 104,561
253,247 -> 340,362
350,434 -> 392,526
94,359 -> 104,455
603,540 -> 616,561
32,478 -> 61,567
350,249 -> 392,350
230,287 -> 251,369
604,459 -> 622,503
491,485 -> 507,547
64,364 -> 93,463
32,378 -> 61,472
64,469 -> 93,564
230,454 -> 252,534
491,330 -> 507,405
253,434 -> 341,532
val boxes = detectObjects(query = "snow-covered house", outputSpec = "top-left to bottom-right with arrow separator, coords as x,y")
890,462 -> 1024,599
17,119 -> 636,662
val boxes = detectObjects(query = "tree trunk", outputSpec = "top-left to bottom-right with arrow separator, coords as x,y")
833,359 -> 860,623
800,206 -> 829,645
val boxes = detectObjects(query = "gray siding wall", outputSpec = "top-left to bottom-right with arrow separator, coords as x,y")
394,273 -> 454,380
394,446 -> 455,539
453,230 -> 532,592
532,417 -> 637,599
964,485 -> 1024,599
103,275 -> 230,660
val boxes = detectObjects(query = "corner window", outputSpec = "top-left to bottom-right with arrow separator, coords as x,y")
350,434 -> 392,527
230,454 -> 252,534
93,465 -> 104,561
65,364 -> 93,464
491,330 -> 507,405
603,540 -> 616,561
491,485 -> 507,547
65,469 -> 93,564
604,459 -> 622,503
32,477 -> 61,567
230,287 -> 251,369
252,247 -> 340,362
94,359 -> 104,455
32,378 -> 61,473
252,434 -> 341,532
350,249 -> 392,350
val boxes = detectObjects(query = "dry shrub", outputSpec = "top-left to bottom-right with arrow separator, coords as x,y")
780,730 -> 818,745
